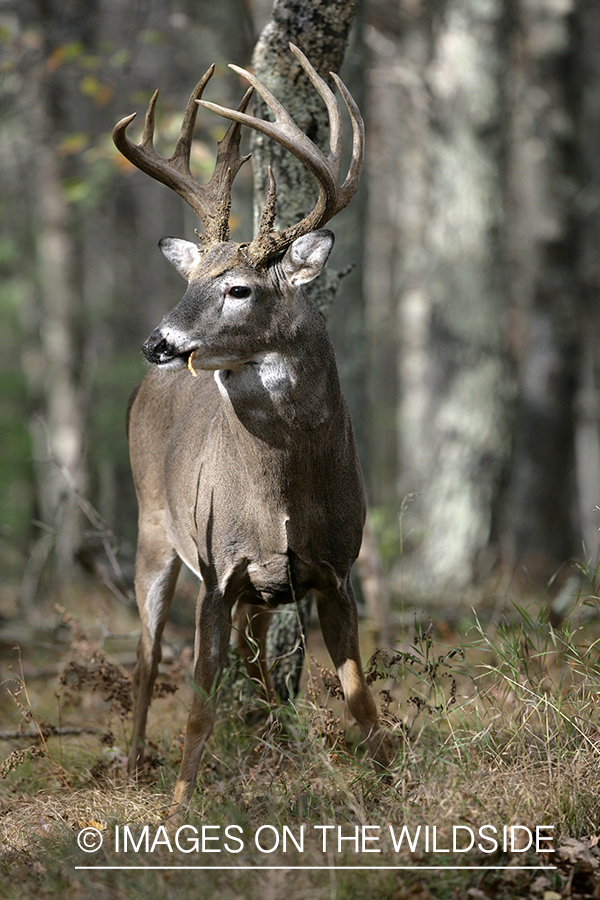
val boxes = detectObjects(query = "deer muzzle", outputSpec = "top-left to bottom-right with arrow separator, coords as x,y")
142,329 -> 183,366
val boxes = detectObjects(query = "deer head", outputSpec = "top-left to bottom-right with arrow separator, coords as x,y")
113,44 -> 364,373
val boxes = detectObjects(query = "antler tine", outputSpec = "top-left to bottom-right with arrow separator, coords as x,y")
113,46 -> 364,261
197,43 -> 364,266
206,87 -> 253,199
170,67 -> 216,171
289,44 -> 343,178
113,70 -> 253,243
331,72 -> 365,200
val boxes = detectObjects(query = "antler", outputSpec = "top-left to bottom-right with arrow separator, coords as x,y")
113,46 -> 364,264
198,43 -> 365,267
112,68 -> 253,245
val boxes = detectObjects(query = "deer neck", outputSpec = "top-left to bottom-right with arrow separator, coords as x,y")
214,299 -> 342,447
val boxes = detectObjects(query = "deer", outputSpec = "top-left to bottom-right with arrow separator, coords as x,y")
113,43 -> 390,809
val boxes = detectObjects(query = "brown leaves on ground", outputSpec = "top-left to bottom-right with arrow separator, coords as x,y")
554,836 -> 600,899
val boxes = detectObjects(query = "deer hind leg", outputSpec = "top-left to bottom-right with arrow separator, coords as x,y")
233,601 -> 276,703
172,584 -> 233,809
129,518 -> 181,776
315,582 -> 391,772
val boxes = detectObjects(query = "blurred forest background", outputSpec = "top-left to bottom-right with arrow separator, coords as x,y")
1,0 -> 599,621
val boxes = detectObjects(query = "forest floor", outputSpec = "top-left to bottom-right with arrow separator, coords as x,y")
1,575 -> 600,900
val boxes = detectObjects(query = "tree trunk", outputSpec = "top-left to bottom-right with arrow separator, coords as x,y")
501,0 -> 580,579
24,25 -> 89,591
377,0 -> 511,598
571,0 -> 600,574
416,0 -> 510,596
33,142 -> 87,574
249,0 -> 360,697
368,0 -> 592,597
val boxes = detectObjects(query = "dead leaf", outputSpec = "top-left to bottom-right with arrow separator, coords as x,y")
556,837 -> 599,873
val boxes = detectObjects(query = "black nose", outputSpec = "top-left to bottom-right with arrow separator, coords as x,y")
142,329 -> 173,364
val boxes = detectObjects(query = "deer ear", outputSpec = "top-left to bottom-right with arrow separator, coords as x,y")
159,238 -> 202,280
281,230 -> 335,287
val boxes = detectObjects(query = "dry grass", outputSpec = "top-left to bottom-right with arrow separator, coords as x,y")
2,586 -> 600,899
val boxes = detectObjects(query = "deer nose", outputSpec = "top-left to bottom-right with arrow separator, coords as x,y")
142,329 -> 173,364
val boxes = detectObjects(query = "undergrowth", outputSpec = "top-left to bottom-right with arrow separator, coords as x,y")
2,594 -> 600,899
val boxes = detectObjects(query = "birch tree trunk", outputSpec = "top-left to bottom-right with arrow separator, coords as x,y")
377,0 -> 511,598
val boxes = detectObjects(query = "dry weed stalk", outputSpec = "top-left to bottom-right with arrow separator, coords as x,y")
2,652 -> 71,788
56,606 -> 133,719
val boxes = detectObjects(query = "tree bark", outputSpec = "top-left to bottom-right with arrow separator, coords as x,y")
501,0 -> 580,578
416,0 -> 510,595
377,0 -> 511,598
249,0 -> 360,697
571,0 -> 600,573
367,0 -> 592,595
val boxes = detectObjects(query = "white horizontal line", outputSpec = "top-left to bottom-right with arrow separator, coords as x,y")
75,865 -> 557,871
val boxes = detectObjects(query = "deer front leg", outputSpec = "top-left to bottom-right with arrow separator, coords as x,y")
172,585 -> 232,810
315,583 -> 391,772
129,520 -> 181,777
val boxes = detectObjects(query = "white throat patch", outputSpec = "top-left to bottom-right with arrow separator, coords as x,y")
256,352 -> 293,395
214,351 -> 294,404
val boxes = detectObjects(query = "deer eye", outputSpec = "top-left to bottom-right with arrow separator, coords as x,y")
226,285 -> 251,299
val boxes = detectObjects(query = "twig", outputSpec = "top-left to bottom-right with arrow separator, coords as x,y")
0,726 -> 102,741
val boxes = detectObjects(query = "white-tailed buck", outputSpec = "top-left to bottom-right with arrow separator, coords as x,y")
113,43 -> 390,807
